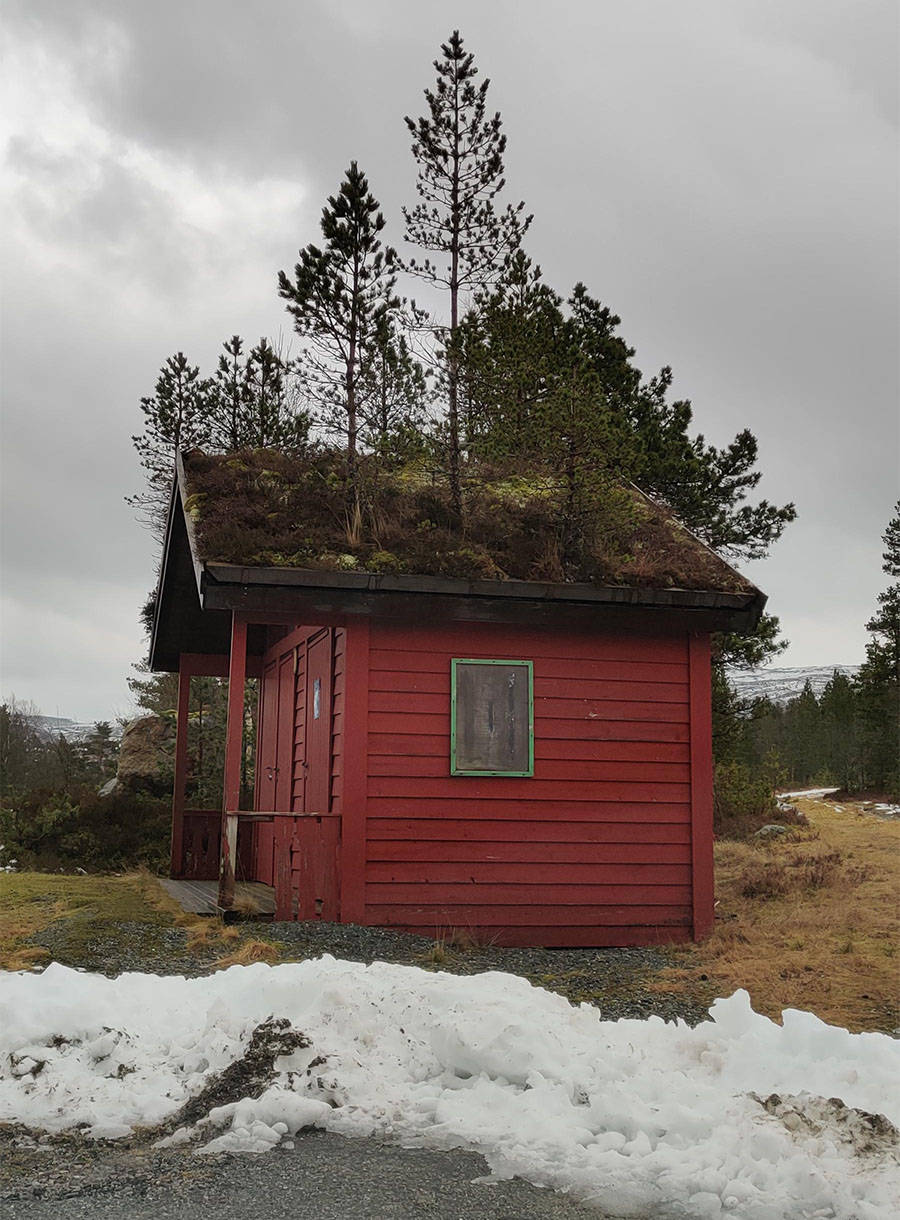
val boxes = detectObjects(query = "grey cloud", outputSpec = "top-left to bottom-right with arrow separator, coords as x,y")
1,0 -> 897,721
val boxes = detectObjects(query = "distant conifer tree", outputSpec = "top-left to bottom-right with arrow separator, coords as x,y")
855,501 -> 900,793
131,351 -> 212,529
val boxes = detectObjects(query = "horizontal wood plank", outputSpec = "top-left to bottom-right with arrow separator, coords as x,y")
367,756 -> 691,783
369,649 -> 689,684
367,671 -> 687,703
364,903 -> 691,926
366,839 -> 692,863
368,882 -> 690,904
370,624 -> 688,664
368,712 -> 690,742
368,734 -> 690,763
366,818 -> 692,842
375,923 -> 692,947
365,799 -> 690,820
367,861 -> 690,885
367,777 -> 691,802
369,691 -> 690,721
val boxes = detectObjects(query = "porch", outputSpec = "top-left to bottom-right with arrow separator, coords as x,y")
168,617 -> 348,922
159,877 -> 276,917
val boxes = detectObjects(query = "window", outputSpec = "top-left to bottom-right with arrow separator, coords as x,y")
450,659 -> 534,776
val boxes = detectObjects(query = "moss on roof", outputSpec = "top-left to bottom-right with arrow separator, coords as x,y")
180,448 -> 759,597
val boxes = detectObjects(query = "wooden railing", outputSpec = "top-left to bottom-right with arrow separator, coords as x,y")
219,810 -> 340,919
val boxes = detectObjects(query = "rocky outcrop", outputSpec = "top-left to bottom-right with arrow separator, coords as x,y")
103,715 -> 175,797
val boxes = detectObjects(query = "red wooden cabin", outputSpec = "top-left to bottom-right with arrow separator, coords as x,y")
151,450 -> 765,946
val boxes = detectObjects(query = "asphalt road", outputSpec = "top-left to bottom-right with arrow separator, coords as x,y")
2,1131 -> 602,1220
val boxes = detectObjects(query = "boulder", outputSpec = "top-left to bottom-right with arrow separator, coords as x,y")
754,823 -> 789,840
109,714 -> 175,796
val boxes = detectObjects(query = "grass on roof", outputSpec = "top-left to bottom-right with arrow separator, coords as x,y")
181,448 -> 755,594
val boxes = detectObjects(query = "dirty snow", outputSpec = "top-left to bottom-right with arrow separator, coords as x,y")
777,788 -> 841,800
1,959 -> 898,1219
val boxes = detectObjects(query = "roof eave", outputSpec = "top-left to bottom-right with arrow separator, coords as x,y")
203,560 -> 766,626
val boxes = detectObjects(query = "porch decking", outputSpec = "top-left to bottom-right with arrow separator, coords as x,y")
159,877 -> 276,917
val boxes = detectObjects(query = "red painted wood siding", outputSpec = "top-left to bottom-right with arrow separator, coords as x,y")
364,621 -> 695,945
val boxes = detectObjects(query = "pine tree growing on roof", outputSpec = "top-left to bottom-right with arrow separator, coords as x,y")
278,161 -> 401,535
403,29 -> 531,520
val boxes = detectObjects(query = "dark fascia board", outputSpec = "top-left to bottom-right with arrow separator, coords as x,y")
203,561 -> 766,621
175,449 -> 205,594
148,474 -> 180,673
148,453 -> 206,672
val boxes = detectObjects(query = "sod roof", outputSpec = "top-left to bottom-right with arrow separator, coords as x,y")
179,448 -> 761,600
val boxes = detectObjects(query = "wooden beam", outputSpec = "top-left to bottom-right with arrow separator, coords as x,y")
689,632 -> 715,940
179,652 -> 264,679
226,810 -> 338,819
169,664 -> 191,878
219,813 -> 238,910
340,620 -> 370,923
202,582 -> 757,636
218,614 -> 248,909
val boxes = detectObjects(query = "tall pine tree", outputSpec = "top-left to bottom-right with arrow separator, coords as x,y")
278,162 -> 398,529
404,29 -> 531,517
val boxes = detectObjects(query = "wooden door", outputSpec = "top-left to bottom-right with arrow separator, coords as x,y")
253,652 -> 296,886
304,631 -> 332,814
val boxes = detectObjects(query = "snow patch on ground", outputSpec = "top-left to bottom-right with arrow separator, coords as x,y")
777,788 -> 841,800
1,959 -> 898,1218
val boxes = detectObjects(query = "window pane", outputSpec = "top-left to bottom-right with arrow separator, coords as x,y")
453,661 -> 532,774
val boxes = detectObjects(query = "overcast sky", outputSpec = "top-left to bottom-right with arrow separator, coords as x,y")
1,0 -> 897,723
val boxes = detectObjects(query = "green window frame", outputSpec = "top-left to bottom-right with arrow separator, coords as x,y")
450,658 -> 534,777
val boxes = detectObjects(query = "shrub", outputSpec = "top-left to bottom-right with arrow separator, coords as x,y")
0,786 -> 171,872
714,761 -> 777,839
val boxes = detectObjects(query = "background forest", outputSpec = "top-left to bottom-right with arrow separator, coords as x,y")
2,32 -> 896,871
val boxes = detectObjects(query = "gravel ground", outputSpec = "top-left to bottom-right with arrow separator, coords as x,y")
28,904 -> 712,1024
27,916 -> 214,976
0,1128 -> 600,1219
252,919 -> 712,1026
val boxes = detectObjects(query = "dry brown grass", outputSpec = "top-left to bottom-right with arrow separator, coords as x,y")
230,891 -> 267,918
0,872 -> 153,971
651,797 -> 900,1032
0,871 -> 276,971
137,869 -> 242,953
212,938 -> 281,969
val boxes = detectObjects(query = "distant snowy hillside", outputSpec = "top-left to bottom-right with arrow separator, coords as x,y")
26,715 -> 111,743
728,665 -> 860,704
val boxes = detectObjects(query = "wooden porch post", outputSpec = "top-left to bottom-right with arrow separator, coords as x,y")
218,614 -> 247,909
169,662 -> 191,878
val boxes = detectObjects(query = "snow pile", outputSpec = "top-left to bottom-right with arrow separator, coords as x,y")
2,960 -> 898,1218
